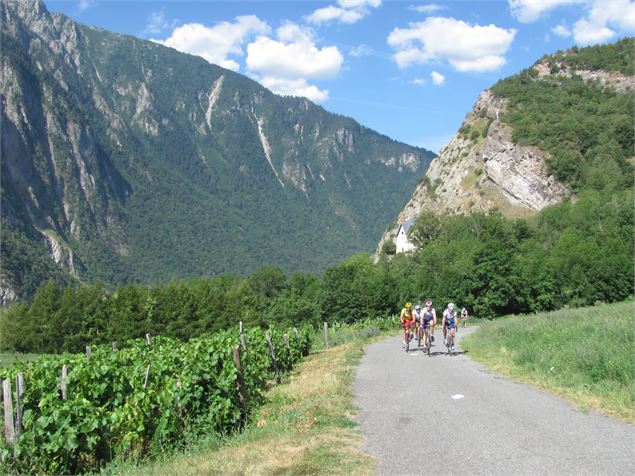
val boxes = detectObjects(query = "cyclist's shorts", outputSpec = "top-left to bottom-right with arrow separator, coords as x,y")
445,322 -> 456,329
403,319 -> 415,329
422,320 -> 432,329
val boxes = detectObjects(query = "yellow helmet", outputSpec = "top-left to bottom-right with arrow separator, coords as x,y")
405,302 -> 413,309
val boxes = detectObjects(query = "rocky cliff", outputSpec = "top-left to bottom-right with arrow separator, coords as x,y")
1,0 -> 435,302
378,44 -> 634,253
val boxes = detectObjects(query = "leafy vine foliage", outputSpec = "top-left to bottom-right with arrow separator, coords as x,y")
0,326 -> 311,474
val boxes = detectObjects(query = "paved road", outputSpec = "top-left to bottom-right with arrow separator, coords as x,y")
353,327 -> 635,475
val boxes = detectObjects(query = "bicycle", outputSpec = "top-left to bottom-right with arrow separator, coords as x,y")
416,322 -> 423,348
423,327 -> 431,357
403,324 -> 412,353
446,331 -> 455,355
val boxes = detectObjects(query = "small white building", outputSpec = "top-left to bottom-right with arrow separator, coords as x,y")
395,217 -> 416,253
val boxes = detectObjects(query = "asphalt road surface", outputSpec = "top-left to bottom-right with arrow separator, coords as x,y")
353,327 -> 635,475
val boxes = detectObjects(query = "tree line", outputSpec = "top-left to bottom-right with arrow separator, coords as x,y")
2,189 -> 632,354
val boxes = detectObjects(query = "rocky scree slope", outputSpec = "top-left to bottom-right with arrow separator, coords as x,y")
0,0 -> 434,302
378,45 -> 635,252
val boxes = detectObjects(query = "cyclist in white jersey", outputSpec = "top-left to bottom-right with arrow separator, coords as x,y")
442,303 -> 458,346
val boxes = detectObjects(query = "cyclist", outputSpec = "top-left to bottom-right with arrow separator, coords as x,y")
421,299 -> 437,352
400,302 -> 416,348
413,304 -> 424,344
461,308 -> 469,328
443,303 -> 458,348
423,299 -> 437,343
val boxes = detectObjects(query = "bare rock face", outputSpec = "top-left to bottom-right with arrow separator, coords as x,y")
483,118 -> 570,211
534,61 -> 635,92
376,90 -> 572,253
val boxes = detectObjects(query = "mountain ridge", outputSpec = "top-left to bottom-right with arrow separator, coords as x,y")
1,0 -> 435,302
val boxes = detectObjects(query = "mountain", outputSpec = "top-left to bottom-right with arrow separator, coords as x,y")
378,39 -> 634,253
0,0 -> 435,302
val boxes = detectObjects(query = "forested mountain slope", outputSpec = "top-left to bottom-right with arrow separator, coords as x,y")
0,0 -> 434,302
379,39 -> 634,252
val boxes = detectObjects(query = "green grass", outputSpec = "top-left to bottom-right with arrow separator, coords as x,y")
0,352 -> 42,368
98,329 -> 388,475
462,300 -> 635,422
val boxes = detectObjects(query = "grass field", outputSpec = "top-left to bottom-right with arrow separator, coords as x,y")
461,300 -> 635,423
0,352 -> 42,368
101,331 -> 383,476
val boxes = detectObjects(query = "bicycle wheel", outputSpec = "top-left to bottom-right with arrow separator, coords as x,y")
417,327 -> 421,348
405,332 -> 410,353
426,332 -> 431,356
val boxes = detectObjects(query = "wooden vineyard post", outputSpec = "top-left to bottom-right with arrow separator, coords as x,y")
2,379 -> 15,445
146,333 -> 152,345
283,334 -> 290,351
264,331 -> 281,384
323,322 -> 329,349
143,364 -> 151,390
61,365 -> 68,400
15,373 -> 24,439
239,333 -> 248,353
85,346 -> 92,358
231,347 -> 248,420
239,321 -> 248,353
112,341 -> 117,351
293,327 -> 300,340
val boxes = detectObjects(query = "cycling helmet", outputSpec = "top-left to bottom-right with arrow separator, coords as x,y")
425,299 -> 432,306
415,304 -> 421,310
448,303 -> 455,310
405,302 -> 413,309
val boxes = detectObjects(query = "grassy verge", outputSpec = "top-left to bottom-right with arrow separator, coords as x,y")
0,352 -> 42,368
101,333 -> 385,475
461,300 -> 635,423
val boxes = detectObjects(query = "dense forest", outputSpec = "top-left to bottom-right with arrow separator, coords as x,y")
2,189 -> 632,354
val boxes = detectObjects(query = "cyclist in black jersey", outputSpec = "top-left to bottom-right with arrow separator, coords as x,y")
421,299 -> 437,352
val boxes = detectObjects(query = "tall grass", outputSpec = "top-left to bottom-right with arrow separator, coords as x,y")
462,300 -> 635,422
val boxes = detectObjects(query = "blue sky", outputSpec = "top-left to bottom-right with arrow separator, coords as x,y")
46,1 -> 635,153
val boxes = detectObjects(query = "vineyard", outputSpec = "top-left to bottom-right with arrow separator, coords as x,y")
0,325 -> 311,474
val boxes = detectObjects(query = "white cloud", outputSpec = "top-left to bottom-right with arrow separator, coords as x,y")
246,23 -> 343,102
143,10 -> 170,36
247,25 -> 343,79
258,76 -> 330,103
551,23 -> 572,37
430,70 -> 445,85
158,16 -> 270,71
573,0 -> 635,45
412,78 -> 427,86
350,44 -> 374,57
388,17 -> 516,72
306,6 -> 363,24
510,0 -> 635,46
573,19 -> 616,44
78,0 -> 95,12
338,0 -> 381,8
307,0 -> 381,25
410,4 -> 444,14
509,0 -> 585,23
